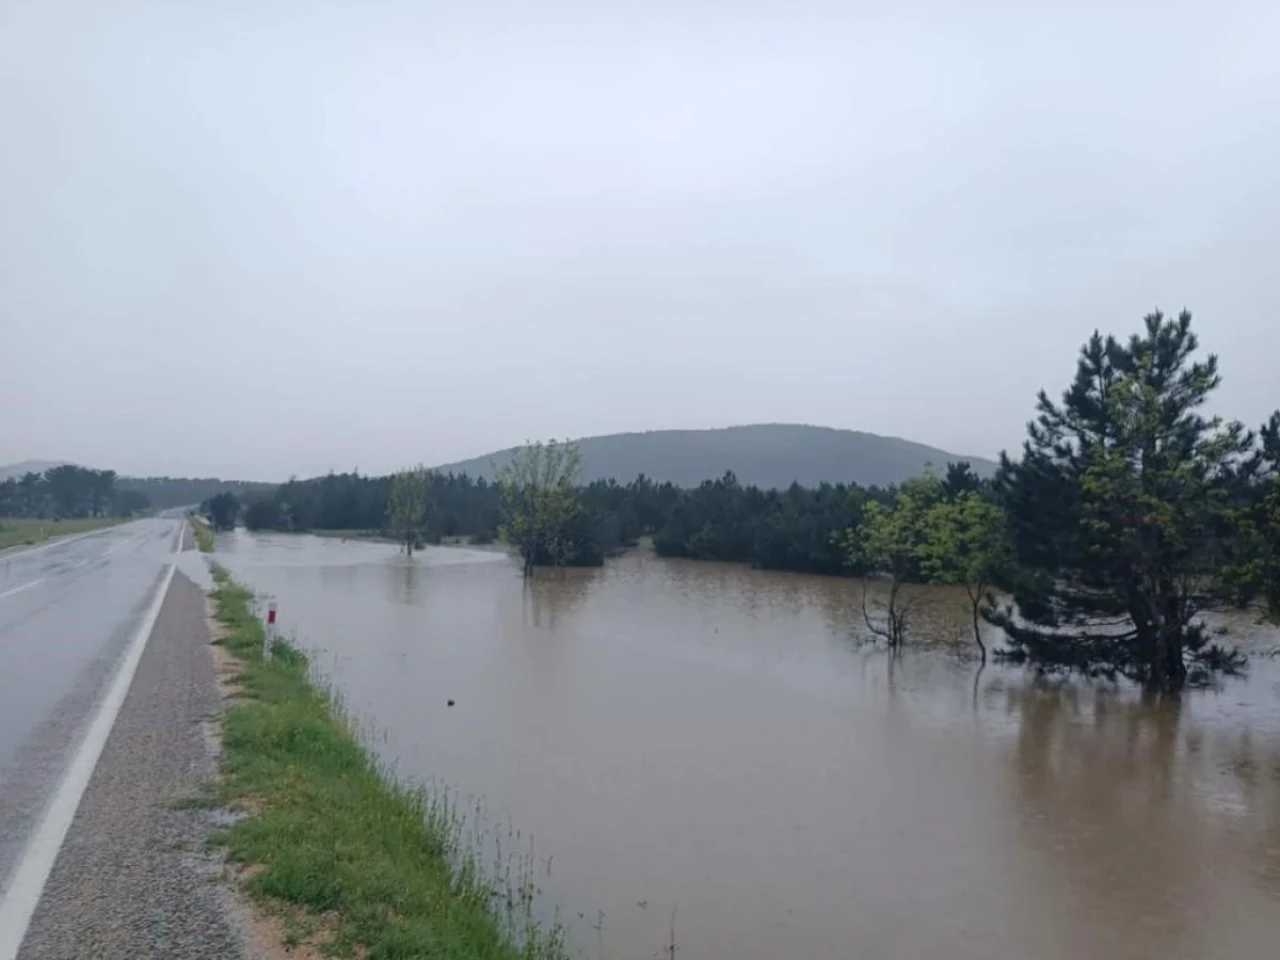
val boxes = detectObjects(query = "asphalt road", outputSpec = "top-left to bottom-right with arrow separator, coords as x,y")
0,518 -> 181,911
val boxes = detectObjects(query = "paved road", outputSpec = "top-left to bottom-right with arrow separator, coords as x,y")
0,518 -> 182,905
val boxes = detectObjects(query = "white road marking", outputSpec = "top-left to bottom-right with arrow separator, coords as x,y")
0,579 -> 44,600
0,525 -> 124,560
0,523 -> 179,960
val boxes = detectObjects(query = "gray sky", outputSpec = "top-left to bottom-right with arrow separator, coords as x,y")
2,1 -> 1277,480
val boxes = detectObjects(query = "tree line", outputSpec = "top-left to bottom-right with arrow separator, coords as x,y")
118,476 -> 276,510
217,310 -> 1280,692
0,465 -> 151,519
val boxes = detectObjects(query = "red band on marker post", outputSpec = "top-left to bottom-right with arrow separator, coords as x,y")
264,599 -> 278,661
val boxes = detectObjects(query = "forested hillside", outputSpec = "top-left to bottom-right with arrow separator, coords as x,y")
433,424 -> 996,489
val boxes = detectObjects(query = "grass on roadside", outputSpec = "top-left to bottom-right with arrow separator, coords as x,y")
0,516 -> 119,552
206,565 -> 568,960
190,515 -> 215,553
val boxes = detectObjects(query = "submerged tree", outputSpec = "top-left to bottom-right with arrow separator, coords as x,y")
920,491 -> 1009,662
841,473 -> 939,649
497,440 -> 582,574
386,466 -> 432,556
988,310 -> 1264,692
206,491 -> 240,531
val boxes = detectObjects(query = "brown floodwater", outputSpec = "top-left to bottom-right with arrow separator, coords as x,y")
213,531 -> 1280,960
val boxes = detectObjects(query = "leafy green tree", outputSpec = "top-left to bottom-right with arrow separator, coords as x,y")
386,466 -> 432,556
841,474 -> 940,648
497,440 -> 583,574
989,310 -> 1263,692
920,492 -> 1009,662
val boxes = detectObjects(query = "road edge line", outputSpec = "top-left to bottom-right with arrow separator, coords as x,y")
0,580 -> 44,601
0,524 -> 123,560
0,542 -> 178,959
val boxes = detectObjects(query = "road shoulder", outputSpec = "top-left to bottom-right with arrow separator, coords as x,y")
17,570 -> 250,960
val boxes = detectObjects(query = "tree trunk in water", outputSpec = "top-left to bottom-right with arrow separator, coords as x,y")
1141,626 -> 1187,694
1163,630 -> 1187,691
971,601 -> 986,663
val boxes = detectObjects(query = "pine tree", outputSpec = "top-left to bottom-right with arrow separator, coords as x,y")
988,310 -> 1260,692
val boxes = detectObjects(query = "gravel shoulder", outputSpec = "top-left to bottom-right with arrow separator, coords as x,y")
17,569 -> 249,960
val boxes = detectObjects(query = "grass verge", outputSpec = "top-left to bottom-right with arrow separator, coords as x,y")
190,514 -> 215,553
207,565 -> 568,960
0,516 -> 120,552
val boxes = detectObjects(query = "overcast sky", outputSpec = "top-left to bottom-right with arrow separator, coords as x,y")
2,1 -> 1277,480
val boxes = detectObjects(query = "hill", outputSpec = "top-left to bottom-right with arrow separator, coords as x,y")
433,424 -> 997,489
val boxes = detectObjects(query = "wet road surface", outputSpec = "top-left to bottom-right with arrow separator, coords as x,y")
0,518 -> 181,899
215,529 -> 1280,960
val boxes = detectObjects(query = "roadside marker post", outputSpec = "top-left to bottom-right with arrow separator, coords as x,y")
265,599 -> 277,660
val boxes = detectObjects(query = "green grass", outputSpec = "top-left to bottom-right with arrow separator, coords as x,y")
0,517 -> 120,552
207,566 -> 568,960
190,515 -> 216,553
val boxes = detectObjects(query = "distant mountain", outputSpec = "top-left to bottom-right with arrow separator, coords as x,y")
0,459 -> 69,481
433,424 -> 998,489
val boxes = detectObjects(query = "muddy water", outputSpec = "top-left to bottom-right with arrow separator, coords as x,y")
214,531 -> 1280,960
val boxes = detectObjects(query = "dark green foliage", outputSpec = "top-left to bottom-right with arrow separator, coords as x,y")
654,474 -> 889,575
205,491 -> 241,530
1262,415 -> 1280,616
242,471 -> 503,542
1223,412 -> 1280,618
988,311 -> 1270,691
942,461 -> 982,499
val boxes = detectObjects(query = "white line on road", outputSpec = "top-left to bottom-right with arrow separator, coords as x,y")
0,525 -> 123,560
0,537 -> 178,960
0,579 -> 44,600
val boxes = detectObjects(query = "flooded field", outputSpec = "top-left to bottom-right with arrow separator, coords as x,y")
213,530 -> 1280,960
